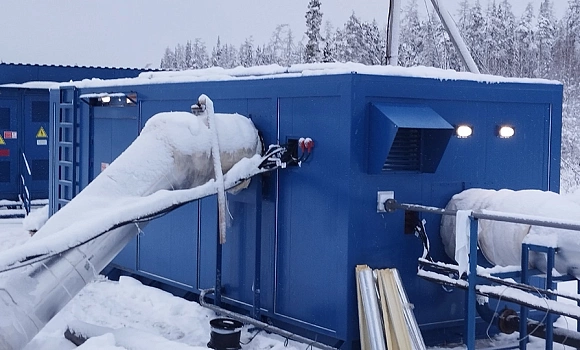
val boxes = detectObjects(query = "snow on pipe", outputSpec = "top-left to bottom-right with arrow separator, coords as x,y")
0,103 -> 262,350
429,0 -> 480,74
441,189 -> 580,278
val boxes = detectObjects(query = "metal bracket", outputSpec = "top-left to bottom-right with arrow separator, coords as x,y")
377,191 -> 394,212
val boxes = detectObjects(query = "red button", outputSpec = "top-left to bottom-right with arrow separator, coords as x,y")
0,149 -> 9,157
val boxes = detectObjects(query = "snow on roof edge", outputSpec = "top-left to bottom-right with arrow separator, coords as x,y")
0,81 -> 60,89
56,62 -> 562,90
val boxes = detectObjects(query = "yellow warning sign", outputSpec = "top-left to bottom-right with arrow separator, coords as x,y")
0,135 -> 4,145
36,126 -> 48,138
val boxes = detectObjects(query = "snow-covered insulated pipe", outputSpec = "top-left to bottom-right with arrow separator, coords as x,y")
0,109 -> 261,350
441,189 -> 580,277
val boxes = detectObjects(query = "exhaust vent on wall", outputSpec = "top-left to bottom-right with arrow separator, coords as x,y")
368,103 -> 453,174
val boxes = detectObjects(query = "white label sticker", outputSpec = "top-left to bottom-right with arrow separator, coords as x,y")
37,139 -> 48,146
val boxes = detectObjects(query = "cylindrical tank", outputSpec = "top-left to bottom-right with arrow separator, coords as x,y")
0,110 -> 261,349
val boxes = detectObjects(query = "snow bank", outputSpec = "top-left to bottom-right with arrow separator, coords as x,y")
22,205 -> 48,232
441,189 -> 580,277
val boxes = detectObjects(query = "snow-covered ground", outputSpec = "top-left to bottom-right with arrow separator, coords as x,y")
0,209 -> 578,350
0,213 -> 305,350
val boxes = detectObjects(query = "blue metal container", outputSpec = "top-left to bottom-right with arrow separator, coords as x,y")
48,68 -> 563,348
0,63 -> 151,202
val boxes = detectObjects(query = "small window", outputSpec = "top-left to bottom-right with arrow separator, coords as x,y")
0,108 -> 10,129
32,101 -> 49,123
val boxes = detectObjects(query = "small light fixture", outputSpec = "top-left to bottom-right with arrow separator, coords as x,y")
455,125 -> 473,138
498,125 -> 515,138
100,96 -> 111,104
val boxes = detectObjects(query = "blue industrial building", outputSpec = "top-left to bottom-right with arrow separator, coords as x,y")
48,66 -> 563,348
0,63 -> 150,203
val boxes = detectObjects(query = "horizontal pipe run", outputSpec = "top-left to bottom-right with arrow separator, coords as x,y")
385,199 -> 580,232
417,271 -> 580,321
418,259 -> 580,305
199,288 -> 339,350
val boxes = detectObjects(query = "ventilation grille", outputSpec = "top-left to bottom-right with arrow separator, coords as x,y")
382,128 -> 421,172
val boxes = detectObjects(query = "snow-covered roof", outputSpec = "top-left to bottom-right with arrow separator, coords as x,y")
0,81 -> 59,89
56,62 -> 562,90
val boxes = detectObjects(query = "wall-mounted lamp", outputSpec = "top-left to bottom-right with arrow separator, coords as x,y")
498,125 -> 515,138
455,125 -> 473,138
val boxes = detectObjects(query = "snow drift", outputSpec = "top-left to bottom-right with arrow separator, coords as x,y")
0,110 -> 261,350
440,189 -> 580,277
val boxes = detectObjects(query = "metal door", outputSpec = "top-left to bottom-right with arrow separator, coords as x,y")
0,99 -> 19,200
24,94 -> 50,200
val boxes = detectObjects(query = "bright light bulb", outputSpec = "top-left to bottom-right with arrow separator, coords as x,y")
100,96 -> 111,103
456,125 -> 473,138
498,126 -> 515,138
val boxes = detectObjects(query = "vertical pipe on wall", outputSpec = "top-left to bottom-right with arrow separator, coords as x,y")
253,177 -> 263,319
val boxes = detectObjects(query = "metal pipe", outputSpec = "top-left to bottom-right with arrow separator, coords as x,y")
497,309 -> 580,348
429,0 -> 480,73
385,199 -> 580,232
252,177 -> 263,319
419,258 -> 580,304
386,0 -> 401,66
199,288 -> 339,350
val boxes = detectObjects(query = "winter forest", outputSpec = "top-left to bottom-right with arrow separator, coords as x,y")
160,0 -> 580,192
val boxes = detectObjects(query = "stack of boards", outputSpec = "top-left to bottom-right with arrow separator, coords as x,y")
356,265 -> 426,350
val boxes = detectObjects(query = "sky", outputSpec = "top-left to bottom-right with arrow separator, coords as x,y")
0,0 -> 568,69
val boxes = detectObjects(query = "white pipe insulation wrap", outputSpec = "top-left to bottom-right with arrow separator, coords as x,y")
440,189 -> 580,278
0,110 -> 261,350
198,94 -> 228,244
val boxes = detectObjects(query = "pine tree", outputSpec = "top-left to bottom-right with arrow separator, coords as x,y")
304,0 -> 323,63
343,13 -> 364,63
185,40 -> 193,69
160,47 -> 176,69
192,39 -> 209,69
464,0 -> 486,72
283,28 -> 296,65
515,3 -> 536,77
211,37 -> 223,67
398,0 -> 422,67
536,0 -> 556,77
239,37 -> 255,67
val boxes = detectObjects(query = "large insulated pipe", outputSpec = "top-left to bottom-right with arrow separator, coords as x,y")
0,106 -> 262,350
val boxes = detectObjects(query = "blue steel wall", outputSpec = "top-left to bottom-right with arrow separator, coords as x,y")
348,74 -> 562,342
64,76 -> 355,344
53,74 -> 563,348
0,63 -> 146,84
